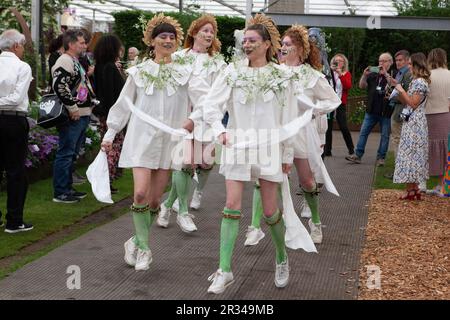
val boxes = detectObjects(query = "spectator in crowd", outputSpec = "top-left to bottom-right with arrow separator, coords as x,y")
393,53 -> 430,200
346,52 -> 395,166
116,45 -> 127,79
384,50 -> 412,179
127,46 -> 139,67
51,29 -> 94,203
47,34 -> 64,93
71,28 -> 96,185
323,53 -> 355,157
425,48 -> 450,195
93,34 -> 126,193
0,29 -> 34,233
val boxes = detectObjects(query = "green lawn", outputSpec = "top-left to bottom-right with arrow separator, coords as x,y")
0,166 -> 134,260
373,151 -> 440,190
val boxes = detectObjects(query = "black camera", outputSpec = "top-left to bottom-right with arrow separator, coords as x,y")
399,108 -> 413,122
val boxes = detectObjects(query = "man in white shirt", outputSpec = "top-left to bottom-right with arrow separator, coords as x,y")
0,29 -> 34,233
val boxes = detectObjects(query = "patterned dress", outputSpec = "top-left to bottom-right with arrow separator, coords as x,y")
393,78 -> 429,184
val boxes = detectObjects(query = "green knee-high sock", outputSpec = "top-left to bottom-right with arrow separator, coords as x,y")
196,167 -> 212,192
131,203 -> 151,251
303,185 -> 320,224
219,208 -> 241,272
174,169 -> 191,214
132,205 -> 159,251
251,184 -> 263,229
264,209 -> 287,264
164,173 -> 178,208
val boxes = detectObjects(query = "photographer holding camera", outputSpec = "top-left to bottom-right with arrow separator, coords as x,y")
346,52 -> 395,166
324,53 -> 355,157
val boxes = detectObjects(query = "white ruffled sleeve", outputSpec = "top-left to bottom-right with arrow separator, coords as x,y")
103,75 -> 137,142
189,67 -> 232,137
305,77 -> 341,113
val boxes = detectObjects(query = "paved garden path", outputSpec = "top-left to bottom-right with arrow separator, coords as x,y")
0,132 -> 380,300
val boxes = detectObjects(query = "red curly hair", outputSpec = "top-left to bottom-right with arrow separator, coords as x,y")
184,15 -> 221,56
283,28 -> 322,71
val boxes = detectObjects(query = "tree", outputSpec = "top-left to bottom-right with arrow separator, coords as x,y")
393,0 -> 450,17
0,0 -> 72,33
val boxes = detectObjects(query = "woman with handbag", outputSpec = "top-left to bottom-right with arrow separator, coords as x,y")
393,53 -> 431,200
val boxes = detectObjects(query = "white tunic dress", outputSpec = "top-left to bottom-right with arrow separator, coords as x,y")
174,48 -> 227,143
290,64 -> 341,159
193,59 -> 298,182
103,57 -> 207,170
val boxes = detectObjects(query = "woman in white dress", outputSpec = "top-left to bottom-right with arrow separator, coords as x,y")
101,14 -> 207,271
185,14 -> 298,294
280,25 -> 341,243
244,25 -> 340,246
157,15 -> 227,232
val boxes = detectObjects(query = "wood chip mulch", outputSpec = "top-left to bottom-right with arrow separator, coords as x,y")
358,189 -> 450,300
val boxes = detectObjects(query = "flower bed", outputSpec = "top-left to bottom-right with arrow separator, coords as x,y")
25,119 -> 101,169
0,119 -> 102,187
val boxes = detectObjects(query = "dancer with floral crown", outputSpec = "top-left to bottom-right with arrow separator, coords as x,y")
244,25 -> 340,246
185,13 -> 303,294
101,13 -> 208,271
157,14 -> 227,233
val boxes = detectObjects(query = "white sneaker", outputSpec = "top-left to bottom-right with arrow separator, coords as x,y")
244,226 -> 265,246
308,219 -> 323,244
207,269 -> 234,294
190,189 -> 203,210
177,213 -> 197,233
172,199 -> 179,213
300,200 -> 312,218
124,237 -> 138,266
135,248 -> 152,271
275,258 -> 290,288
157,202 -> 172,228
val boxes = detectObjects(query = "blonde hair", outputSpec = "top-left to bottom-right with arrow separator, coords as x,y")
330,53 -> 349,72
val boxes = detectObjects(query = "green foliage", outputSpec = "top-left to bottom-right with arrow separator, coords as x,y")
321,1 -> 449,84
0,0 -> 71,33
323,27 -> 366,79
393,0 -> 450,17
112,10 -> 245,58
0,166 -> 133,275
347,100 -> 366,125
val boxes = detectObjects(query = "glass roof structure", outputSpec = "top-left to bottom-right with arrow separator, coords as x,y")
68,0 -> 397,23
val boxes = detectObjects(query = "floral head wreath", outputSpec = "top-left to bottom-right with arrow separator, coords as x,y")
285,24 -> 310,59
142,13 -> 184,47
247,13 -> 281,58
185,14 -> 221,54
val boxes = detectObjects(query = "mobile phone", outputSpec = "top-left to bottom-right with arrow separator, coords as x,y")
369,66 -> 380,73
